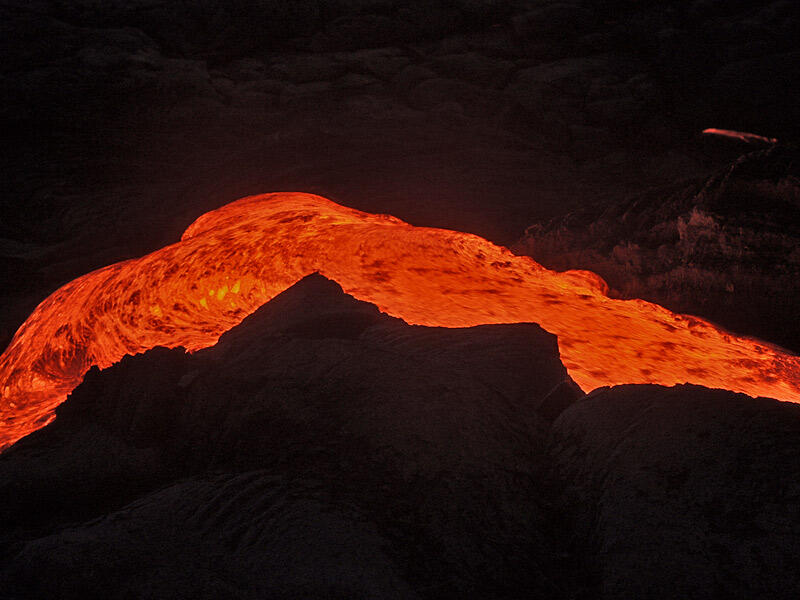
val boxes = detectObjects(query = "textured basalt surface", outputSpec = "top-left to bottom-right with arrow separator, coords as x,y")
0,275 -> 580,599
2,276 -> 799,598
515,145 -> 800,352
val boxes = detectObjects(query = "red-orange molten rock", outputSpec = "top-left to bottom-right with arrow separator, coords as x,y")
2,193 -> 800,449
701,128 -> 778,145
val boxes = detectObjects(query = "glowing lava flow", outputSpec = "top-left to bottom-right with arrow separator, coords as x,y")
701,128 -> 778,145
2,192 -> 800,449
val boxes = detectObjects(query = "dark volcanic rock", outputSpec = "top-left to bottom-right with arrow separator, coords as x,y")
0,274 -> 580,599
515,145 -> 800,353
551,384 -> 800,599
8,474 -> 418,600
2,276 -> 800,598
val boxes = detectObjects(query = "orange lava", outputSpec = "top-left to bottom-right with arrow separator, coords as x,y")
2,192 -> 799,449
702,128 -> 777,145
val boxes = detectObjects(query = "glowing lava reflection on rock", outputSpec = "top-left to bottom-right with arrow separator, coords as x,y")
1,192 -> 799,449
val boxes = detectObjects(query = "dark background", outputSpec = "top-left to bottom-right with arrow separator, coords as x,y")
2,0 -> 799,352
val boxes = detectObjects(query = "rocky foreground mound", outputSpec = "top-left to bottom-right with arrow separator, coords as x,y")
1,275 -> 799,599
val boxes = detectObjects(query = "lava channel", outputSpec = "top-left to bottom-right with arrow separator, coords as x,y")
1,192 -> 799,450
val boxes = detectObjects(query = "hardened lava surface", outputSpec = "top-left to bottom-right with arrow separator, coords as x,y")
1,192 -> 799,449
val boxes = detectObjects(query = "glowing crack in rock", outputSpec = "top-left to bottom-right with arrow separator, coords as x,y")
1,193 -> 799,449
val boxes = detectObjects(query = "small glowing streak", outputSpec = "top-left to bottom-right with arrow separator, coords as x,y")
199,297 -> 208,309
702,128 -> 777,145
208,289 -> 214,296
232,280 -> 241,294
150,305 -> 163,317
217,285 -> 228,301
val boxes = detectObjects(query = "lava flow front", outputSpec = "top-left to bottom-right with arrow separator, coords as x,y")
2,192 -> 799,449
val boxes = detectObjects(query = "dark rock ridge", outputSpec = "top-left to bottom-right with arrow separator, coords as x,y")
2,274 -> 800,598
0,274 -> 582,599
515,145 -> 800,353
551,385 -> 800,600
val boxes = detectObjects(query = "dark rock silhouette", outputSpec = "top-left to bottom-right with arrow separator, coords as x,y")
515,145 -> 800,353
2,275 -> 799,598
0,274 -> 581,599
551,384 -> 800,599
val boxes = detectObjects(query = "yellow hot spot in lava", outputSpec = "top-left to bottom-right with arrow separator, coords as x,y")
150,305 -> 163,318
1,191 -> 799,452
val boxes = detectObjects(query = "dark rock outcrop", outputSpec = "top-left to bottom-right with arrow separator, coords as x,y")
551,384 -> 800,599
2,275 -> 800,598
0,274 -> 580,599
515,145 -> 800,353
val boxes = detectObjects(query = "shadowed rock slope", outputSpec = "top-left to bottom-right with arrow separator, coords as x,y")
0,274 -> 581,599
1,274 -> 799,598
551,385 -> 800,600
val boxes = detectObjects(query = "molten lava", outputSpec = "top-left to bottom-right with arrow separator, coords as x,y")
2,193 -> 799,449
702,128 -> 778,145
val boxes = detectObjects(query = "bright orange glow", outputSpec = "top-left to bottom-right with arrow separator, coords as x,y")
702,128 -> 777,145
1,193 -> 799,449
